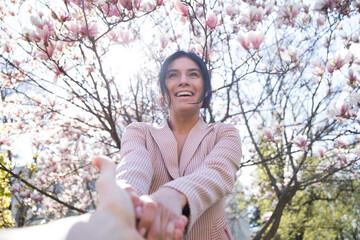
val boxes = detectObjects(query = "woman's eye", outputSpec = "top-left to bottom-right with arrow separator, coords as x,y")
167,73 -> 178,79
189,72 -> 199,78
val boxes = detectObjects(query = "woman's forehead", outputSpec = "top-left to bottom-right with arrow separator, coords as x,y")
168,57 -> 200,70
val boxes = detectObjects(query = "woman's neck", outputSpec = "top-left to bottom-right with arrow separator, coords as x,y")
168,112 -> 200,134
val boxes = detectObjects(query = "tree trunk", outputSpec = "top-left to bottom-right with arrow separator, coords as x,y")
253,188 -> 297,240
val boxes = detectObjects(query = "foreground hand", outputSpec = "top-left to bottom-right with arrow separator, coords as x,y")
66,156 -> 143,240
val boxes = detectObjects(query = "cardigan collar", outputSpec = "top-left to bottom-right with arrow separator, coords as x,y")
149,117 -> 211,179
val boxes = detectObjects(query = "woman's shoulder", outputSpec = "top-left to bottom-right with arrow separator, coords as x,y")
207,121 -> 240,139
123,122 -> 152,134
125,121 -> 167,132
126,121 -> 150,128
209,121 -> 238,131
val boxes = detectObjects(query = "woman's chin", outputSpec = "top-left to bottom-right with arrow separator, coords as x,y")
171,104 -> 201,114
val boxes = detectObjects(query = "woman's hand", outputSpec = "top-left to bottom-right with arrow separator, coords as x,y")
137,188 -> 188,240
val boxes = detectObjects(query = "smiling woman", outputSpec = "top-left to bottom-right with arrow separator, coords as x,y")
159,51 -> 212,110
165,57 -> 204,113
115,50 -> 242,240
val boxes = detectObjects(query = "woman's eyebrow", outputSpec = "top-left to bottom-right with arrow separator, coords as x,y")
167,68 -> 200,72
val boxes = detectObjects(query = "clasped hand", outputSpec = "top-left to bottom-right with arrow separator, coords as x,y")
123,184 -> 188,240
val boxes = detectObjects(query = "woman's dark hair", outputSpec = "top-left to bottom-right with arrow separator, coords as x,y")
159,51 -> 212,108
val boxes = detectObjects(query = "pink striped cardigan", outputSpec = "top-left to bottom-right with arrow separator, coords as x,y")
116,118 -> 242,239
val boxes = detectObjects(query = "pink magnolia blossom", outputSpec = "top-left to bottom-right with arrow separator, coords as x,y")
333,52 -> 347,69
174,0 -> 188,17
3,41 -> 12,53
30,31 -> 41,42
347,69 -> 357,86
67,22 -> 79,37
313,182 -> 322,187
264,3 -> 274,16
38,43 -> 55,60
160,34 -> 168,49
30,15 -> 44,29
22,27 -> 41,42
38,24 -> 51,44
237,32 -> 250,50
29,16 -> 54,44
133,0 -> 141,10
206,10 -> 218,30
156,0 -> 164,6
311,58 -> 325,77
52,62 -> 73,83
21,189 -> 32,198
77,0 -> 92,8
53,63 -> 62,82
31,193 -> 43,203
11,183 -> 23,193
317,148 -> 325,158
141,2 -> 154,12
326,61 -> 335,73
51,10 -> 71,22
102,4 -> 121,17
240,6 -> 264,27
80,23 -> 99,38
265,192 -> 274,198
348,51 -> 357,66
248,6 -> 264,22
314,0 -> 336,13
225,5 -> 240,17
339,154 -> 347,168
263,128 -> 274,141
328,101 -> 351,118
293,135 -> 308,149
31,15 -> 54,33
276,3 -> 301,27
335,140 -> 347,148
107,31 -> 120,42
60,12 -> 71,22
316,16 -> 326,26
313,67 -> 325,77
280,46 -> 300,63
247,30 -> 264,49
119,29 -> 134,43
119,0 -> 132,10
55,41 -> 65,52
261,211 -> 272,222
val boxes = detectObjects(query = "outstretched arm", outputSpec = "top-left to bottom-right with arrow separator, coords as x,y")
0,156 -> 142,240
66,156 -> 142,240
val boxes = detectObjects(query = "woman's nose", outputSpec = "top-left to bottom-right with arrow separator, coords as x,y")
178,74 -> 189,85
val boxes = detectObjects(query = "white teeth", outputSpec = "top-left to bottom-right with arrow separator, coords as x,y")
177,91 -> 193,97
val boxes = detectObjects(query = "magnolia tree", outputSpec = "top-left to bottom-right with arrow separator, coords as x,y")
0,0 -> 359,238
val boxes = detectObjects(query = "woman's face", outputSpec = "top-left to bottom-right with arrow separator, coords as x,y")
165,57 -> 204,113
